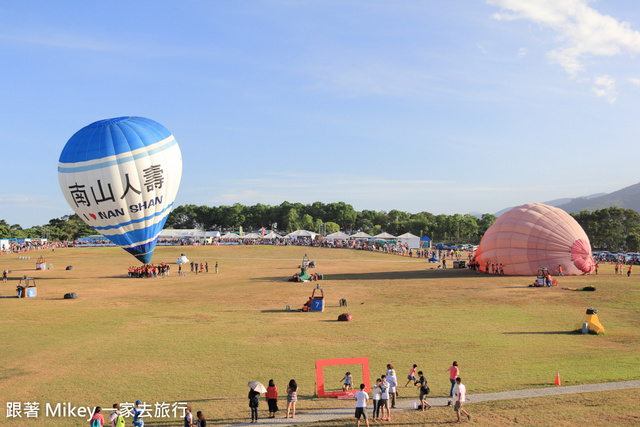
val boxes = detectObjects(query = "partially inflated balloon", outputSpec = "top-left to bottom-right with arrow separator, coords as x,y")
474,203 -> 594,276
58,117 -> 182,264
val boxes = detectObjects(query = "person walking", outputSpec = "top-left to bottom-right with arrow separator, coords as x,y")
404,364 -> 418,387
109,404 -> 124,427
265,379 -> 279,418
628,264 -> 633,277
89,407 -> 104,426
415,371 -> 432,411
286,379 -> 298,419
446,361 -> 459,405
454,377 -> 471,423
354,383 -> 370,427
558,265 -> 564,276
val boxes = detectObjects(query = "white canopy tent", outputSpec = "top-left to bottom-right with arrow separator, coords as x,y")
158,229 -> 221,242
242,232 -> 261,239
263,231 -> 283,239
374,232 -> 397,240
220,232 -> 240,240
350,231 -> 373,239
286,230 -> 318,238
396,232 -> 421,249
325,231 -> 350,241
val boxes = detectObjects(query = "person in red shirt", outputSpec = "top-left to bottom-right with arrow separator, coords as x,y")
89,406 -> 104,426
265,379 -> 279,418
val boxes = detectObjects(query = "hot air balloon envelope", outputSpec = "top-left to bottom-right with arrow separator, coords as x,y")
474,203 -> 594,276
58,116 -> 182,264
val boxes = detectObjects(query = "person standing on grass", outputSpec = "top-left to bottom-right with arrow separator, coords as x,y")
446,361 -> 459,405
354,383 -> 370,427
387,369 -> 398,408
133,400 -> 144,426
215,261 -> 219,273
595,263 -> 599,275
405,364 -> 418,387
184,406 -> 195,426
205,262 -> 209,273
454,377 -> 471,423
266,379 -> 279,418
372,378 -> 382,421
286,379 -> 298,419
379,374 -> 391,421
248,387 -> 260,423
196,411 -> 207,427
628,264 -> 633,277
415,371 -> 432,410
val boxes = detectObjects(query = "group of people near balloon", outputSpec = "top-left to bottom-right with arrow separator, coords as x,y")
127,263 -> 170,278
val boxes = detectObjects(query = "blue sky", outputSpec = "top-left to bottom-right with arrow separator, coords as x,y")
2,0 -> 640,227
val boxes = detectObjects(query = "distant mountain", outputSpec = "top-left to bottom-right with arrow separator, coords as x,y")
494,192 -> 608,217
556,182 -> 640,214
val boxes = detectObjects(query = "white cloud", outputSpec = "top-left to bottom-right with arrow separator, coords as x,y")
517,47 -> 527,58
591,75 -> 616,103
488,0 -> 640,76
629,77 -> 640,86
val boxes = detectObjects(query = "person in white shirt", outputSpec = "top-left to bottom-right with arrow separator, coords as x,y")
372,378 -> 382,421
454,377 -> 471,423
379,375 -> 391,422
354,383 -> 370,427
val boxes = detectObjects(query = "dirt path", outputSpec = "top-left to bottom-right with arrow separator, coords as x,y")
220,380 -> 640,426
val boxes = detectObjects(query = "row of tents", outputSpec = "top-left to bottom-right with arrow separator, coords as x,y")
157,229 -> 431,249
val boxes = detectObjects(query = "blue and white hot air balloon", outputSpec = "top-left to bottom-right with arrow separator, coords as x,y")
58,116 -> 182,264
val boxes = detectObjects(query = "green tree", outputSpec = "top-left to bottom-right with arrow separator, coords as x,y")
325,222 -> 340,234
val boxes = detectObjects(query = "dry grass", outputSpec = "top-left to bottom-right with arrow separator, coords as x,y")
0,246 -> 639,426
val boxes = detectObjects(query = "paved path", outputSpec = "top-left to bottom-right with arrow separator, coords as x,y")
221,380 -> 640,426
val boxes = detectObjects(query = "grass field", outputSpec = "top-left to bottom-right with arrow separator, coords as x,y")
1,245 -> 639,426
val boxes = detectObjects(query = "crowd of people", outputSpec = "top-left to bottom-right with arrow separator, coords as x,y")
244,361 -> 471,425
87,401 -> 207,427
127,263 -> 170,278
1,239 -> 67,255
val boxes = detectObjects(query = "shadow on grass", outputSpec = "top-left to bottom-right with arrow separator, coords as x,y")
503,331 -> 576,335
257,268 -> 478,282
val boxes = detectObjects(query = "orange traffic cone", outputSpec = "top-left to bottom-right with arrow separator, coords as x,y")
555,371 -> 561,386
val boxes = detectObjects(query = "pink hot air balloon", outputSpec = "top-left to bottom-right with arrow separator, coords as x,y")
474,203 -> 594,276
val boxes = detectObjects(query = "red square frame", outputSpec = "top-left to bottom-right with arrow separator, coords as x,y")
315,356 -> 370,398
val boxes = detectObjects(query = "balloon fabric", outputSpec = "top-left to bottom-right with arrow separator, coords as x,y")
474,203 -> 594,276
58,117 -> 182,264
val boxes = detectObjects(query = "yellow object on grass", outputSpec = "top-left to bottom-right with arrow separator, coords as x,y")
575,308 -> 605,334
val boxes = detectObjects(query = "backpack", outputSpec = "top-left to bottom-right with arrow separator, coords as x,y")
91,418 -> 101,427
115,414 -> 126,427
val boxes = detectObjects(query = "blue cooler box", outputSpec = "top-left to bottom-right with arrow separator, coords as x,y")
311,299 -> 324,312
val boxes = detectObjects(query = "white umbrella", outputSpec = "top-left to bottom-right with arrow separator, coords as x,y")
248,381 -> 267,393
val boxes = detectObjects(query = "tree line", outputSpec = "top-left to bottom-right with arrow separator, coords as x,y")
0,216 -> 94,241
164,201 -> 497,244
2,204 -> 637,251
571,207 -> 640,252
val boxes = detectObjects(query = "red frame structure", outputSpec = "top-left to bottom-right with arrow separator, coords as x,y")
315,356 -> 370,398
